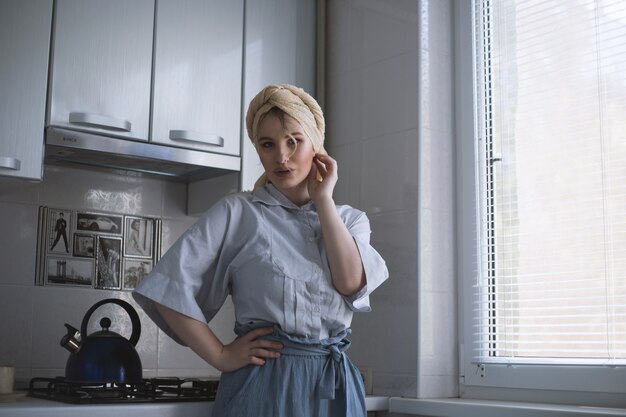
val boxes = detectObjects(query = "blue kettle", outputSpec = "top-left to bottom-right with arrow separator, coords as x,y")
60,298 -> 142,383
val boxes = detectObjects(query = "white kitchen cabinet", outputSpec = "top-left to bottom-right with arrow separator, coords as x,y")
0,0 -> 52,181
151,0 -> 244,156
48,0 -> 154,141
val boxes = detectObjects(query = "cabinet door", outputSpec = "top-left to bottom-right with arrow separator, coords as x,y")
152,0 -> 244,156
0,0 -> 52,181
48,0 -> 153,141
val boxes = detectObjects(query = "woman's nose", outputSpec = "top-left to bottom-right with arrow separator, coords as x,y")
275,144 -> 290,163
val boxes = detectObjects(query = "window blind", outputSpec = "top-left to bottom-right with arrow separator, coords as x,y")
473,0 -> 626,365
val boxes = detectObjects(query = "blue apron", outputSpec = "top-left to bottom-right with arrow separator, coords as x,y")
211,322 -> 367,417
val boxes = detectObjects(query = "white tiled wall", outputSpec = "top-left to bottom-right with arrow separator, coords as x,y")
0,165 -> 236,388
326,0 -> 457,400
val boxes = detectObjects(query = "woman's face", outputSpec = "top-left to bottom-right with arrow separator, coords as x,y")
255,112 -> 315,203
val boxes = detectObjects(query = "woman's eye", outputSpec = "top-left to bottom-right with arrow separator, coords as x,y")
259,142 -> 273,149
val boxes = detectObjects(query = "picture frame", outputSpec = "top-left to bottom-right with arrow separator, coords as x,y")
46,209 -> 73,255
46,256 -> 94,287
122,258 -> 153,290
123,216 -> 154,258
76,212 -> 123,235
95,236 -> 122,289
73,233 -> 95,258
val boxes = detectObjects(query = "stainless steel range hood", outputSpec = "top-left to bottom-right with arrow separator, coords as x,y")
44,127 -> 241,182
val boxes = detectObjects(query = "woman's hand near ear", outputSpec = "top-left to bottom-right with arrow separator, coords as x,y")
308,153 -> 338,204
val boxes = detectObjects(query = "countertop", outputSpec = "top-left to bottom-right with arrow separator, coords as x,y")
0,394 -> 389,416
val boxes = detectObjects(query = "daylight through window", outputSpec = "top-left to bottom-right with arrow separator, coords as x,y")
474,0 -> 626,365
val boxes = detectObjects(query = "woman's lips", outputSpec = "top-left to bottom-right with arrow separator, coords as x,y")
273,168 -> 293,177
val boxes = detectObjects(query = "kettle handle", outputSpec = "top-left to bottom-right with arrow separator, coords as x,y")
80,299 -> 141,346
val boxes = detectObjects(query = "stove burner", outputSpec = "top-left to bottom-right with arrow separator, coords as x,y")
28,377 -> 219,404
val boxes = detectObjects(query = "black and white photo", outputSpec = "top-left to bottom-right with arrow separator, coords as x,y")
46,257 -> 93,287
47,209 -> 72,255
124,216 -> 154,258
123,258 -> 153,290
73,233 -> 95,258
95,236 -> 122,289
76,212 -> 123,235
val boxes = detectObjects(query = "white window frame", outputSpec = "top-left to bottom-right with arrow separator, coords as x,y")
456,0 -> 626,406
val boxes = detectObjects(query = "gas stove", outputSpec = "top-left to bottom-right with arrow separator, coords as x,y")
28,377 -> 219,404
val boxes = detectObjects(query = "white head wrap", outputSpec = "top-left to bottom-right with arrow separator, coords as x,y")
246,84 -> 325,189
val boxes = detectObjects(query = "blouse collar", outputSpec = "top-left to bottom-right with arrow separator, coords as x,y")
251,183 -> 315,211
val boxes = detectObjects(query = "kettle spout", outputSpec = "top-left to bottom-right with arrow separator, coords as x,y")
60,323 -> 82,353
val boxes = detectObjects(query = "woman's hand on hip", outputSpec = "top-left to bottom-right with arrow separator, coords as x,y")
216,327 -> 283,372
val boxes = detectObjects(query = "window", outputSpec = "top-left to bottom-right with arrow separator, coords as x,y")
458,0 -> 626,400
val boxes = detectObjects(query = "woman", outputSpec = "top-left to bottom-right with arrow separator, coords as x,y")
133,84 -> 388,416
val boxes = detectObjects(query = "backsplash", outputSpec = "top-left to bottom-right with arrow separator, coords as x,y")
0,165 -> 236,388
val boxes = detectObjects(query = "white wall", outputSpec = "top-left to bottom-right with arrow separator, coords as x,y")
325,0 -> 457,400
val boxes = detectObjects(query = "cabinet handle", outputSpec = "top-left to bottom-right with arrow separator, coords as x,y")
69,112 -> 132,132
0,156 -> 21,171
169,130 -> 224,147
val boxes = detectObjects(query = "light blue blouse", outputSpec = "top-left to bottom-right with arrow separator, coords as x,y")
133,184 -> 388,342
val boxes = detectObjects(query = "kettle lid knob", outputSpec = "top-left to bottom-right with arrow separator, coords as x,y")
100,317 -> 112,331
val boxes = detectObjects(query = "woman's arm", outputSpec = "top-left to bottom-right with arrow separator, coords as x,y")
309,154 -> 366,296
155,303 -> 282,372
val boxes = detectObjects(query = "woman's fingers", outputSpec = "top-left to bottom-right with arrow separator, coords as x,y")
242,327 -> 282,360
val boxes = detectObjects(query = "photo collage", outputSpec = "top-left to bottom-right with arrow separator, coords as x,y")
36,207 -> 161,291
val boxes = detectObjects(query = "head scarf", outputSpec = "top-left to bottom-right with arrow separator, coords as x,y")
245,84 -> 325,189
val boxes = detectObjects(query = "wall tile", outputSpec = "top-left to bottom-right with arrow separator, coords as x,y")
161,180 -> 188,218
326,70 -> 364,147
0,286 -> 33,372
0,202 -> 39,285
330,143 -> 363,208
41,165 -> 164,216
156,296 -> 235,377
157,333 -> 219,376
373,372 -> 417,398
0,178 -> 40,204
326,0 -> 354,77
160,218 -> 196,255
360,129 -> 418,213
362,51 -> 419,139
362,1 -> 417,66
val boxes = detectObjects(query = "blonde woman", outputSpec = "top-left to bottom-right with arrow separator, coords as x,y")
133,84 -> 388,417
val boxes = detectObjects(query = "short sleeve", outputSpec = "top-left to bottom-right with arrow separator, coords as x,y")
132,199 -> 235,345
342,210 -> 389,312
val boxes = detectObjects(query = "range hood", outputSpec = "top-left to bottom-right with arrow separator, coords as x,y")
44,127 -> 241,182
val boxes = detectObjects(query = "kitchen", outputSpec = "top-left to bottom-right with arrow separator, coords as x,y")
0,0 -> 435,415
1,0 -> 623,417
